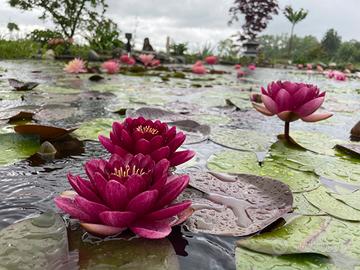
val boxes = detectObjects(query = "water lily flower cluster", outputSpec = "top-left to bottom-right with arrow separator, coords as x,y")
327,70 -> 346,81
192,61 -> 207,74
101,60 -> 120,74
139,54 -> 155,67
55,117 -> 195,239
64,58 -> 87,74
252,81 -> 333,139
120,54 -> 136,65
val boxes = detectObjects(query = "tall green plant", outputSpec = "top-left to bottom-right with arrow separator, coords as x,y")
283,6 -> 308,57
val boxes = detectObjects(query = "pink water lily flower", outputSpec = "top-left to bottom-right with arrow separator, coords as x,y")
306,63 -> 313,70
192,61 -> 207,74
101,60 -> 120,74
237,69 -> 245,78
120,54 -> 136,65
235,64 -> 242,70
99,117 -> 195,167
127,57 -> 136,65
55,153 -> 192,238
205,56 -> 218,65
248,64 -> 256,71
253,81 -> 333,139
139,54 -> 155,67
64,58 -> 87,74
328,70 -> 346,81
151,59 -> 161,67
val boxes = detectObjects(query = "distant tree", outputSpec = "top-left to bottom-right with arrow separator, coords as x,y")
229,0 -> 279,41
321,29 -> 341,58
8,0 -> 108,38
283,6 -> 308,57
336,41 -> 360,63
217,38 -> 239,59
7,22 -> 19,32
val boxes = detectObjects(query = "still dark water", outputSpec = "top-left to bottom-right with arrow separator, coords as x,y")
0,60 -> 359,269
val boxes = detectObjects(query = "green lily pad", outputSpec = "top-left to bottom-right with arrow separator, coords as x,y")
207,150 -> 319,192
68,229 -> 180,270
0,212 -> 69,270
304,186 -> 360,221
293,193 -> 325,216
238,215 -> 360,268
331,190 -> 360,211
73,118 -> 121,141
210,128 -> 274,151
189,114 -> 231,126
236,247 -> 336,270
0,133 -> 40,166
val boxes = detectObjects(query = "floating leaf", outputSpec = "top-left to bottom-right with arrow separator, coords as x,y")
189,114 -> 231,126
0,133 -> 40,166
168,120 -> 210,144
14,124 -> 76,141
320,176 -> 360,194
0,212 -> 69,270
126,107 -> 184,122
236,247 -> 335,270
335,144 -> 360,158
8,78 -> 39,91
238,215 -> 360,268
210,128 -> 274,151
331,190 -> 360,211
68,229 -> 180,270
304,187 -> 360,221
73,118 -> 120,141
180,172 -> 293,236
207,150 -> 319,192
89,74 -> 105,81
293,193 -> 325,216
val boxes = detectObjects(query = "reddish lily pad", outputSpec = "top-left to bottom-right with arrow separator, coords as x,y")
180,172 -> 293,236
14,124 -> 76,141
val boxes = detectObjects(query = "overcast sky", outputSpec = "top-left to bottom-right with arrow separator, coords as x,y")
0,0 -> 359,51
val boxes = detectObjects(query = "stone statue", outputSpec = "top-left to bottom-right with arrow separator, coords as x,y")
142,38 -> 154,52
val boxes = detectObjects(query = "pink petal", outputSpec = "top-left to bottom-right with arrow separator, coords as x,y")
252,103 -> 274,116
261,95 -> 278,114
127,190 -> 159,215
125,175 -> 148,199
92,173 -> 107,199
151,159 -> 170,190
145,201 -> 191,220
54,197 -> 93,222
120,129 -> 133,149
98,135 -> 115,153
149,135 -> 164,151
170,207 -> 194,226
130,220 -> 172,239
282,81 -> 299,95
295,97 -> 325,117
156,175 -> 189,208
99,211 -> 136,227
275,89 -> 291,112
292,86 -> 310,108
165,126 -> 177,141
277,111 -> 300,122
80,223 -> 126,236
68,174 -> 101,203
74,196 -> 110,222
169,150 -> 195,167
301,112 -> 333,122
105,180 -> 128,210
167,132 -> 186,152
135,138 -> 151,154
260,86 -> 268,95
151,146 -> 170,162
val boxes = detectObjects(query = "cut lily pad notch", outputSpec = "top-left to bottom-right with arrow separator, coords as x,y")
181,171 -> 293,236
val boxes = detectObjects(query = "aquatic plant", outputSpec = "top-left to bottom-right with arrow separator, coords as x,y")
327,70 -> 346,81
252,81 -> 333,140
237,69 -> 245,78
139,54 -> 155,67
192,61 -> 207,74
55,153 -> 191,238
101,60 -> 120,74
205,56 -> 218,65
150,59 -> 161,67
99,117 -> 195,167
64,58 -> 87,74
248,64 -> 256,71
234,64 -> 242,69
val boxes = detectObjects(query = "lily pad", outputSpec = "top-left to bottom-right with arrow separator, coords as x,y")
304,187 -> 360,221
335,144 -> 360,158
210,128 -> 274,151
0,212 -> 69,270
68,229 -> 180,270
14,124 -> 76,141
126,107 -> 184,122
181,171 -> 293,236
73,118 -> 121,141
207,150 -> 319,192
237,215 -> 360,268
0,133 -> 40,166
189,114 -> 232,126
331,190 -> 360,210
168,120 -> 210,144
8,78 -> 39,91
236,247 -> 336,270
293,193 -> 325,216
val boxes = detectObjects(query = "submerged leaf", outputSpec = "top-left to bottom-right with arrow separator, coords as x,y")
180,172 -> 293,236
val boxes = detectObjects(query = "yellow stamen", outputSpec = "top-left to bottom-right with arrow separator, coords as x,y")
136,125 -> 159,135
112,165 -> 146,178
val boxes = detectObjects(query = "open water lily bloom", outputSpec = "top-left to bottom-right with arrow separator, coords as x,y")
99,117 -> 195,167
55,153 -> 192,239
253,81 -> 333,123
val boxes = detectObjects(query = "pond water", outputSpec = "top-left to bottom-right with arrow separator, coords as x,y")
0,60 -> 359,269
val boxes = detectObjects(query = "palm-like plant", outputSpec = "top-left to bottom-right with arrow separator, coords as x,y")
284,6 -> 308,57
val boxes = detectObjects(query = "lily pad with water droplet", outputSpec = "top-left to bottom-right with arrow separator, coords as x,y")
180,171 -> 293,237
73,118 -> 121,141
0,212 -> 69,270
210,128 -> 275,152
189,114 -> 232,126
236,247 -> 336,270
237,215 -> 360,268
293,193 -> 325,216
168,120 -> 210,144
0,133 -> 40,166
207,150 -> 319,192
126,107 -> 185,122
330,190 -> 360,211
304,186 -> 360,221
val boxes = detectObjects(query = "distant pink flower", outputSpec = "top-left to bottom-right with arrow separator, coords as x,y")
54,153 -> 192,238
205,56 -> 218,65
237,69 -> 246,78
306,64 -> 313,70
194,60 -> 203,67
139,54 -> 155,67
120,54 -> 130,64
235,64 -> 242,70
101,60 -> 120,74
127,57 -> 136,65
192,62 -> 207,74
248,64 -> 256,71
151,59 -> 161,67
328,70 -> 346,81
297,64 -> 304,69
64,58 -> 87,74
316,65 -> 324,72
